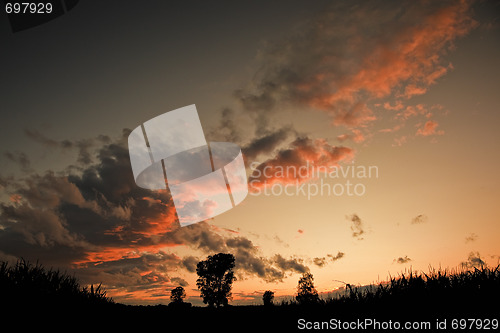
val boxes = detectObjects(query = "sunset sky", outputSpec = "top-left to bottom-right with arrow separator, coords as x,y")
0,0 -> 499,306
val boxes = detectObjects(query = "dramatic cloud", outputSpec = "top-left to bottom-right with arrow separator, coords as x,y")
0,1 -> 481,305
0,130 -> 322,301
347,214 -> 365,240
1,131 -> 180,267
248,137 -> 354,189
222,0 -> 477,190
203,1 -> 476,186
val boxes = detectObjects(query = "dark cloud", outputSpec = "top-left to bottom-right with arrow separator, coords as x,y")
3,151 -> 31,172
465,233 -> 478,243
347,214 -> 365,240
233,88 -> 277,136
0,175 -> 12,190
206,107 -> 296,167
411,214 -> 428,224
313,252 -> 345,267
24,128 -> 111,165
72,250 -> 186,303
273,235 -> 289,248
170,277 -> 188,287
313,257 -> 327,267
180,256 -> 199,273
328,252 -> 345,261
226,236 -> 254,250
24,129 -> 59,147
242,126 -> 293,162
233,247 -> 284,283
229,237 -> 310,283
206,108 -> 242,143
0,200 -> 90,248
1,131 -> 177,269
273,254 -> 308,274
394,255 -> 412,264
162,223 -> 225,253
461,252 -> 485,269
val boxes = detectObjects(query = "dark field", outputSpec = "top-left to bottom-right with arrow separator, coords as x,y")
2,260 -> 499,331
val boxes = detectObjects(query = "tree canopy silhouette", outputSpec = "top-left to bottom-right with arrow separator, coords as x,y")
170,286 -> 186,304
296,272 -> 319,305
263,290 -> 274,306
196,253 -> 236,308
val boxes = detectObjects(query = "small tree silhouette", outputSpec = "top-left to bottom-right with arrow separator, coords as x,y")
296,272 -> 319,305
170,286 -> 186,304
262,290 -> 274,306
196,253 -> 236,308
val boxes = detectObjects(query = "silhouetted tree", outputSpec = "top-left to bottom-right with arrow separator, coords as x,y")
263,290 -> 274,306
170,286 -> 186,304
296,272 -> 319,305
196,253 -> 236,308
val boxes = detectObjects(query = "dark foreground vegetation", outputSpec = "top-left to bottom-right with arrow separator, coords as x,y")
1,259 -> 499,331
0,259 -> 111,307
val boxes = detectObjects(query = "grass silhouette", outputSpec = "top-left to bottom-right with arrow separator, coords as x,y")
278,265 -> 500,316
0,259 -> 113,309
1,260 -> 498,330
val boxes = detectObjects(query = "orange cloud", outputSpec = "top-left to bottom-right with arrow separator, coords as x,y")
237,1 -> 476,132
321,0 -> 475,117
248,137 -> 354,190
403,85 -> 428,99
383,101 -> 405,111
416,120 -> 444,137
337,129 -> 366,143
73,245 -> 166,266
